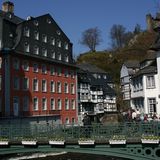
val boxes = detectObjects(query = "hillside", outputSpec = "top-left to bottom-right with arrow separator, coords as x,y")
77,31 -> 156,84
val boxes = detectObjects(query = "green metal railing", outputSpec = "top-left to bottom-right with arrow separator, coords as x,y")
0,122 -> 160,141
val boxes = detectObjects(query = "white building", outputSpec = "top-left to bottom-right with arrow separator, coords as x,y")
130,51 -> 160,115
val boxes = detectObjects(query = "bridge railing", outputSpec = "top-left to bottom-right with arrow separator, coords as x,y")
0,122 -> 160,141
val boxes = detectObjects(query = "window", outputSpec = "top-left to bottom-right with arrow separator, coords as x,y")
34,31 -> 39,40
50,98 -> 55,110
42,34 -> 47,43
64,83 -> 69,93
70,70 -> 75,79
33,79 -> 38,91
22,61 -> 29,71
24,27 -> 30,37
50,81 -> 55,92
34,20 -> 39,26
71,99 -> 75,110
57,40 -> 61,47
57,67 -> 61,76
64,69 -> 68,77
64,42 -> 68,50
57,82 -> 61,93
42,64 -> 47,74
23,96 -> 29,111
42,98 -> 47,110
57,53 -> 61,60
50,37 -> 55,45
33,63 -> 38,72
42,80 -> 47,92
71,84 -> 75,94
65,118 -> 69,124
65,99 -> 69,110
50,66 -> 55,75
24,42 -> 30,52
23,77 -> 29,90
50,50 -> 55,59
13,58 -> 19,70
34,45 -> 39,55
146,75 -> 155,88
64,55 -> 69,62
42,48 -> 47,57
13,76 -> 19,90
148,98 -> 156,113
57,98 -> 62,110
33,97 -> 38,111
72,118 -> 75,124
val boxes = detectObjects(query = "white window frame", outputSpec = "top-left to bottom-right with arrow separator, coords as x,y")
65,98 -> 69,110
50,66 -> 55,75
33,97 -> 38,111
23,77 -> 29,90
33,78 -> 38,91
42,79 -> 47,92
34,31 -> 39,40
33,63 -> 38,73
42,98 -> 47,110
57,82 -> 61,93
34,45 -> 39,55
42,34 -> 47,43
146,75 -> 155,89
22,60 -> 29,71
50,98 -> 55,110
42,64 -> 47,74
50,81 -> 55,93
57,98 -> 62,110
71,99 -> 75,110
71,83 -> 75,94
64,83 -> 69,93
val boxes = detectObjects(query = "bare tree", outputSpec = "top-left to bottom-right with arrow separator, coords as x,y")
110,24 -> 126,49
80,27 -> 102,52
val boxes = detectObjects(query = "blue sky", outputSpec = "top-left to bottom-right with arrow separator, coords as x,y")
6,0 -> 158,56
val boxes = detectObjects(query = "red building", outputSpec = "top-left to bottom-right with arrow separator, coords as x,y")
0,1 -> 77,124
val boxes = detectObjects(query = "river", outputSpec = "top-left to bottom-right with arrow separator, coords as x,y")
1,152 -> 130,160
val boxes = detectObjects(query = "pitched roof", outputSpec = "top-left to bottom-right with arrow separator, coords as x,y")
133,65 -> 157,78
77,63 -> 106,74
124,60 -> 140,68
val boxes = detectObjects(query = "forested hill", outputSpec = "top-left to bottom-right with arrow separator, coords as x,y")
76,31 -> 156,84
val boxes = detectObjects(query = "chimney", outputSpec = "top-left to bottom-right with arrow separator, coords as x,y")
2,1 -> 14,14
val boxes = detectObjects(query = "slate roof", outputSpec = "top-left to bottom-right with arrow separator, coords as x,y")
77,63 -> 107,74
132,65 -> 157,78
124,60 -> 140,68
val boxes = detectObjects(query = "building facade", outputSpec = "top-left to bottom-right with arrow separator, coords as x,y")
0,1 -> 77,124
77,63 -> 116,124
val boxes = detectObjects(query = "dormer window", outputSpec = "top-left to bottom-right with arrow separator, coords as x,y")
24,27 -> 30,37
50,37 -> 55,45
57,30 -> 61,35
47,18 -> 51,24
57,53 -> 61,60
42,48 -> 47,57
64,42 -> 69,50
42,34 -> 47,43
34,31 -> 39,40
50,50 -> 55,59
34,45 -> 39,55
57,40 -> 61,47
34,20 -> 39,26
24,42 -> 30,53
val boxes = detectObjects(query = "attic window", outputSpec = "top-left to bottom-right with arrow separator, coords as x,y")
57,30 -> 61,35
42,34 -> 47,43
34,20 -> 39,26
47,19 -> 51,24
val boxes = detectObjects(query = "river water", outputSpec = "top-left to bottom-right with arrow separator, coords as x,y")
2,152 -> 130,160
